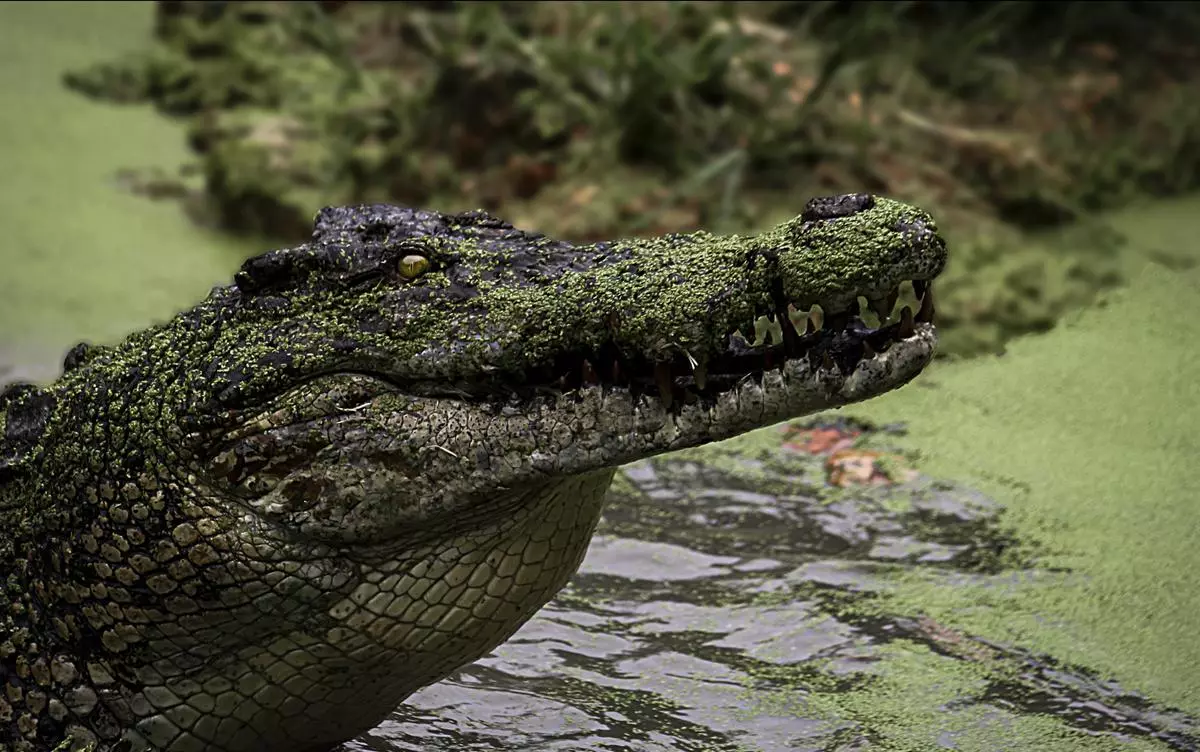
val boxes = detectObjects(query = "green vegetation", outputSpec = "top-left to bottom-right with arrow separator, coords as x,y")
802,254 -> 1200,717
62,1 -> 1200,358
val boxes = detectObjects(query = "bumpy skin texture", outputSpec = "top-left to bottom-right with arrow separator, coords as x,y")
0,194 -> 945,752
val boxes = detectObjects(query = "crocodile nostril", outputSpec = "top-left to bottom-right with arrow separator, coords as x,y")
892,216 -> 939,239
800,193 -> 876,222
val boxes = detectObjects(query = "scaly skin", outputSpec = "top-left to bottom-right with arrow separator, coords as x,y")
0,194 -> 946,751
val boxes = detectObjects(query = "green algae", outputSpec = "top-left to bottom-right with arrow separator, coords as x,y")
795,641 -> 1166,752
0,2 -> 259,373
851,258 -> 1200,715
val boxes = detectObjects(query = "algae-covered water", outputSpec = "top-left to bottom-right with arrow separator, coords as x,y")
0,2 -> 260,383
2,3 -> 1198,751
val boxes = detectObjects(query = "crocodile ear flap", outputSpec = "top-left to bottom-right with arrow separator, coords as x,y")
311,204 -> 438,247
62,342 -> 107,374
0,382 -> 36,412
0,384 -> 55,480
234,248 -> 324,295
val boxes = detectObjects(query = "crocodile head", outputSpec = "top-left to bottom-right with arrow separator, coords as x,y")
3,194 -> 946,752
200,192 -> 944,528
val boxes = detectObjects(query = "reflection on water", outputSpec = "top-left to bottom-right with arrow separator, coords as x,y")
347,421 -> 1196,752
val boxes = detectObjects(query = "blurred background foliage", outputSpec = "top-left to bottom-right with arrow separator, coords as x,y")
64,0 -> 1200,358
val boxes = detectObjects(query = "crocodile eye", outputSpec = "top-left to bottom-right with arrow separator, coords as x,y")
398,254 -> 430,279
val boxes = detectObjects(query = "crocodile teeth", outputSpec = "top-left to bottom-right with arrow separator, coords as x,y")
752,316 -> 769,346
808,306 -> 823,333
916,284 -> 935,323
886,288 -> 899,316
766,316 -> 784,346
787,305 -> 807,334
914,280 -> 929,300
655,361 -> 674,409
749,314 -> 786,346
683,349 -> 708,391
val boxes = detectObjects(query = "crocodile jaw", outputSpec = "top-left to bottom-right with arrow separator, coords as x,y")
505,321 -> 939,472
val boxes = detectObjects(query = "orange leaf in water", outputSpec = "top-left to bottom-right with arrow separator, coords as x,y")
781,425 -> 860,455
825,450 -> 917,487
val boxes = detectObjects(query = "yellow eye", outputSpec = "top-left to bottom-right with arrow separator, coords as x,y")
398,254 -> 430,279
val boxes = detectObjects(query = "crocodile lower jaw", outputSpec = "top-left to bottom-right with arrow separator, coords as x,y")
584,319 -> 937,422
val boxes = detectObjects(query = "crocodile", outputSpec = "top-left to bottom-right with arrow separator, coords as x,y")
0,193 -> 946,752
